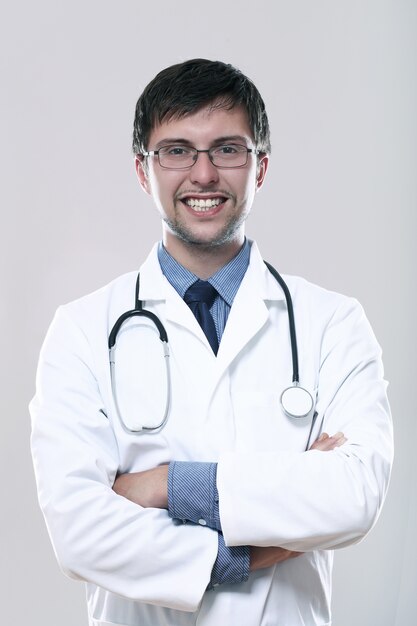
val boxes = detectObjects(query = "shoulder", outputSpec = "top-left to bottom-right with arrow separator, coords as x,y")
59,270 -> 139,322
250,242 -> 360,319
57,244 -> 161,325
282,274 -> 380,355
283,274 -> 359,312
39,271 -> 140,360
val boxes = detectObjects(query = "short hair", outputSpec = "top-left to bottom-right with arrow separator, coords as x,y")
132,58 -> 271,155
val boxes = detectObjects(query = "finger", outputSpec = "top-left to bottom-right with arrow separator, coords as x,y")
323,432 -> 347,449
309,433 -> 328,450
331,433 -> 347,447
309,432 -> 347,451
314,439 -> 335,451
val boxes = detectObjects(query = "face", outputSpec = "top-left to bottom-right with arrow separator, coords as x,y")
135,104 -> 268,257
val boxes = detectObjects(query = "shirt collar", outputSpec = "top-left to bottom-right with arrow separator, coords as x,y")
157,239 -> 252,306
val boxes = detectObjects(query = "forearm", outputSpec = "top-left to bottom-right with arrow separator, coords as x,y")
214,301 -> 393,551
35,450 -> 217,609
217,442 -> 391,551
114,463 -> 251,586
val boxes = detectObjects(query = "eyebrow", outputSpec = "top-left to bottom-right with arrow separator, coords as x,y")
153,135 -> 251,150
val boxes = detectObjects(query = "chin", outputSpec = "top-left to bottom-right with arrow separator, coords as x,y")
168,219 -> 246,250
182,232 -> 239,250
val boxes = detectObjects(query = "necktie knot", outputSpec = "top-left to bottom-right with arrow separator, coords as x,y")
184,280 -> 218,308
184,280 -> 219,354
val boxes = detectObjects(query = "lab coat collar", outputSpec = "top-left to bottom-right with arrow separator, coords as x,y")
137,242 -> 287,375
249,241 -> 287,303
138,242 -> 172,301
138,241 -> 287,304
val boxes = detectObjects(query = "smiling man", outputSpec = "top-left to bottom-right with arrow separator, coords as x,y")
137,105 -> 265,265
31,59 -> 393,626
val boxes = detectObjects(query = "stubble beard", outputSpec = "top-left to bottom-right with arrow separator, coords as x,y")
163,206 -> 248,252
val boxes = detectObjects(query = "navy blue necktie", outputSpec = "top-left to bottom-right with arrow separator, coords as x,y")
184,280 -> 219,355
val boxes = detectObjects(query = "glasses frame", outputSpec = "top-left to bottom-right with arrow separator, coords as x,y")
141,144 -> 260,170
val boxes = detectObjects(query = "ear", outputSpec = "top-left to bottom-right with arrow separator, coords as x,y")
135,155 -> 151,195
256,153 -> 269,191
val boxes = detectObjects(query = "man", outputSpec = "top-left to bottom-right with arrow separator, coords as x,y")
31,59 -> 393,626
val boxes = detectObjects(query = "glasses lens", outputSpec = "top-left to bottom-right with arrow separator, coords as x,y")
210,144 -> 248,167
158,146 -> 196,169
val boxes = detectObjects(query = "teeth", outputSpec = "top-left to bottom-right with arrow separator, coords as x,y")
185,198 -> 223,211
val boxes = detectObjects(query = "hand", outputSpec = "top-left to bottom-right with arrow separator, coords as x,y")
250,546 -> 303,571
113,465 -> 169,509
309,431 -> 347,451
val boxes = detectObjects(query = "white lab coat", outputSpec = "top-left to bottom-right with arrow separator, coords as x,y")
30,242 -> 393,626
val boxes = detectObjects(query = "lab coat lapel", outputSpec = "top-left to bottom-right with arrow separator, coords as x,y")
138,243 -> 218,352
164,288 -> 211,347
215,242 -> 286,376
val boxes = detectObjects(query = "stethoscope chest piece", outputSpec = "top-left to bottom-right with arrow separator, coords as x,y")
280,384 -> 314,419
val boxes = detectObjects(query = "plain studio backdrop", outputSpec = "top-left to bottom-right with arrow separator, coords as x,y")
1,1 -> 415,624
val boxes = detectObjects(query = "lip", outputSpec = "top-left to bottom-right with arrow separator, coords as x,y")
181,198 -> 227,217
177,192 -> 229,217
178,193 -> 228,201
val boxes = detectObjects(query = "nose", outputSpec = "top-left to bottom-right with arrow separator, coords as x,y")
189,151 -> 220,186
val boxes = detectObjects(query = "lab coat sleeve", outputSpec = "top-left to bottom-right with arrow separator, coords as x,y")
30,306 -> 218,611
217,297 -> 393,551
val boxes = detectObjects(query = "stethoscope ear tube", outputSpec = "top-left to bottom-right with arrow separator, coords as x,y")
108,273 -> 171,433
109,340 -> 171,433
263,261 -> 299,384
108,273 -> 168,349
108,309 -> 168,349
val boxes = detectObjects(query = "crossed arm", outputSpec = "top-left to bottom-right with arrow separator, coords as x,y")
113,431 -> 347,573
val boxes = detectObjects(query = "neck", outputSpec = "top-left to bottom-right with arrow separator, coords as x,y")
163,234 -> 245,279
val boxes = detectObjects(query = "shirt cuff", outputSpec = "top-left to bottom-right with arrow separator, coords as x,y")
168,461 -> 221,530
209,533 -> 250,588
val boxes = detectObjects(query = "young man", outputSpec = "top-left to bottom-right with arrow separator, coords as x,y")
31,59 -> 393,626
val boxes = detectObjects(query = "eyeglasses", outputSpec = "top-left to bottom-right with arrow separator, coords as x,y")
142,144 -> 259,170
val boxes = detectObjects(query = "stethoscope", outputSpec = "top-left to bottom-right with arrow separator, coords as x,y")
108,261 -> 315,435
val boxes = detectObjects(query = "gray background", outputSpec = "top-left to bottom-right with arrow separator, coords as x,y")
1,1 -> 416,624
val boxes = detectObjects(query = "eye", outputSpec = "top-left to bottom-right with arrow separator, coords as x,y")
215,144 -> 240,155
160,145 -> 193,156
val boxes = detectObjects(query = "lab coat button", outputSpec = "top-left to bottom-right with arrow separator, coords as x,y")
198,518 -> 207,526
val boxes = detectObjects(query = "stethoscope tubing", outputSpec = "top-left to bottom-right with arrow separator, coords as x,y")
263,261 -> 299,384
108,261 -> 314,432
109,273 -> 171,432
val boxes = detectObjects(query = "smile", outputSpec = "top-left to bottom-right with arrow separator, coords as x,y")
183,197 -> 225,212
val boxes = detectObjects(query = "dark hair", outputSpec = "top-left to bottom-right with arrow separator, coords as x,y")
132,59 -> 271,154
